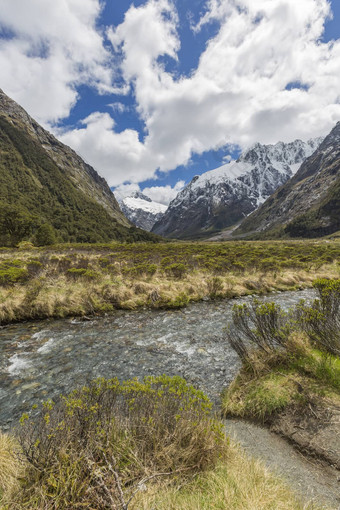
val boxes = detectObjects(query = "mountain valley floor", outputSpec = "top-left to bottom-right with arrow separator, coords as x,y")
1,239 -> 340,324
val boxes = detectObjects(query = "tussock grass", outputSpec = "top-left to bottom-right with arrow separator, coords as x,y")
0,432 -> 25,501
223,279 -> 340,421
135,442 -> 320,510
0,240 -> 340,324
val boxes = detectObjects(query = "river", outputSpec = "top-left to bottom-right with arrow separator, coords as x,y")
0,289 -> 315,430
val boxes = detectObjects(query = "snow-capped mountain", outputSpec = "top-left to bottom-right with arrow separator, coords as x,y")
152,138 -> 323,239
120,192 -> 167,231
237,122 -> 340,238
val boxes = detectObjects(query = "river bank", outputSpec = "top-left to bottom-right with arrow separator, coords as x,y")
0,285 -> 339,508
222,280 -> 340,507
1,240 -> 340,325
0,289 -> 316,431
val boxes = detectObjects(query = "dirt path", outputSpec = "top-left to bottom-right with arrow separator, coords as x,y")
225,419 -> 340,509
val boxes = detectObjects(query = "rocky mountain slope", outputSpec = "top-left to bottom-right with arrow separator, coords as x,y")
0,89 -> 156,245
119,192 -> 167,231
152,139 -> 322,239
236,122 -> 340,238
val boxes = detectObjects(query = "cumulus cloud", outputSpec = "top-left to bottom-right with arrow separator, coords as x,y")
58,111 -> 159,185
2,0 -> 340,188
142,181 -> 185,205
114,180 -> 185,205
58,0 -> 340,187
0,0 -> 118,123
113,183 -> 141,203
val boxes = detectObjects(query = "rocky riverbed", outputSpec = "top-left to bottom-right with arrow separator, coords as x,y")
0,289 -> 316,431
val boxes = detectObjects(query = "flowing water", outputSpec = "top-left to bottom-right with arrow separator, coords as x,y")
0,289 -> 315,430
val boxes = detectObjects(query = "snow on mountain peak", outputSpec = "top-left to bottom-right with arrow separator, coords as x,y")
120,193 -> 167,231
152,136 -> 323,239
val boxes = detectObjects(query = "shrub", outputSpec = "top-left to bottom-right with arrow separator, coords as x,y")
33,223 -> 57,246
295,278 -> 340,356
0,260 -> 29,286
66,268 -> 99,281
206,276 -> 224,298
123,263 -> 157,278
164,263 -> 187,279
15,376 -> 225,509
27,259 -> 43,277
226,300 -> 289,369
16,241 -> 35,250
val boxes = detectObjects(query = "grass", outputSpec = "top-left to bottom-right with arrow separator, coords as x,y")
223,330 -> 340,421
0,239 -> 340,324
0,432 -> 24,502
134,442 -> 319,510
0,375 -> 325,510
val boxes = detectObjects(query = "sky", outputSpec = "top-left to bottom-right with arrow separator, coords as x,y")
1,0 -> 340,205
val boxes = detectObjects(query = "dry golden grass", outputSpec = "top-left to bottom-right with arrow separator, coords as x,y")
0,432 -> 25,501
0,431 -> 324,510
134,442 -> 322,510
0,242 -> 339,324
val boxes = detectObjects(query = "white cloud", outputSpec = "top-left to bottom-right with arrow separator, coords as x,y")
58,112 -> 159,185
113,183 -> 141,203
142,181 -> 185,205
0,0 -> 117,123
58,0 -> 340,187
108,102 -> 129,114
2,0 -> 340,188
114,180 -> 185,205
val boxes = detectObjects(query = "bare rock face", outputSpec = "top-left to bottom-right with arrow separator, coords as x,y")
0,88 -> 129,226
237,121 -> 340,238
152,138 -> 322,239
119,192 -> 167,231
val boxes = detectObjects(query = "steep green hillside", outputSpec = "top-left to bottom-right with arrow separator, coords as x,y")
0,111 -> 156,246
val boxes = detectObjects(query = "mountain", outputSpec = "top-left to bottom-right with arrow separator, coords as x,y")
236,122 -> 340,238
0,89 -> 157,245
152,138 -> 322,239
119,192 -> 167,231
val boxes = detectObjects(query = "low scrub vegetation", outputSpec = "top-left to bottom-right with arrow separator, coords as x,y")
223,279 -> 340,421
1,376 -> 223,509
0,376 -> 321,510
0,240 -> 339,324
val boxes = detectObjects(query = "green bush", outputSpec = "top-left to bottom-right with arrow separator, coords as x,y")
227,300 -> 289,366
164,263 -> 187,279
66,268 -> 99,281
0,260 -> 28,286
123,263 -> 157,278
27,259 -> 43,277
16,376 -> 225,509
207,276 -> 224,297
295,278 -> 340,356
33,223 -> 57,246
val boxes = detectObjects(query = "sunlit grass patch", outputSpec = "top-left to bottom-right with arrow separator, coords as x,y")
135,442 -> 319,510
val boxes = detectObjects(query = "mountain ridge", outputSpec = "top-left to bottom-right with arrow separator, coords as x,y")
152,138 -> 322,239
119,192 -> 167,231
236,121 -> 340,238
0,89 -> 157,245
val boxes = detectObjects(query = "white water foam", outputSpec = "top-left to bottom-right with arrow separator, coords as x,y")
37,338 -> 55,354
31,330 -> 50,341
7,354 -> 32,376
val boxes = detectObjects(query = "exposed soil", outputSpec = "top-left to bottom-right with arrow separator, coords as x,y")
225,418 -> 340,509
271,398 -> 340,470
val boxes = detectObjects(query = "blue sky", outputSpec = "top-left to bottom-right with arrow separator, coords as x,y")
1,0 -> 340,204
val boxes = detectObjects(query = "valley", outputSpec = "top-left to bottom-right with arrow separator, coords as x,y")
0,77 -> 340,510
1,240 -> 340,324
